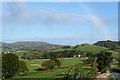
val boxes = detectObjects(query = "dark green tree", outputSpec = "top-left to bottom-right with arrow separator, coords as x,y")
41,59 -> 55,70
2,53 -> 28,78
41,58 -> 61,69
2,53 -> 20,78
52,58 -> 61,67
18,60 -> 29,74
96,51 -> 113,73
85,52 -> 96,67
73,45 -> 79,49
117,53 -> 120,68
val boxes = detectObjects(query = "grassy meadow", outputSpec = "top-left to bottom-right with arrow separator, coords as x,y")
12,44 -> 118,79
53,44 -> 108,52
2,43 -> 118,79
14,58 -> 85,78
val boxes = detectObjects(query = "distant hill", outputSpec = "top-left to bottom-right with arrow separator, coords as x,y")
74,44 -> 108,52
53,43 -> 118,59
2,40 -> 119,53
15,41 -> 51,45
94,40 -> 119,51
54,44 -> 108,53
2,41 -> 64,51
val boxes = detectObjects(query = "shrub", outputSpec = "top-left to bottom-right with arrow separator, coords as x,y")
117,54 -> 120,68
41,59 -> 61,70
96,51 -> 113,73
41,59 -> 55,70
63,64 -> 97,79
52,58 -> 61,67
19,60 -> 29,73
85,52 -> 96,67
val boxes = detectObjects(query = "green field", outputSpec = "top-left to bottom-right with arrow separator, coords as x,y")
14,58 -> 85,78
54,44 -> 108,52
13,51 -> 28,57
75,44 -> 108,52
21,58 -> 84,72
11,44 -> 119,79
108,50 -> 118,59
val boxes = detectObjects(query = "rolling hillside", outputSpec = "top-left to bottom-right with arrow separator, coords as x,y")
2,41 -> 64,51
75,44 -> 108,52
1,41 -> 119,59
94,40 -> 119,51
53,43 -> 118,59
54,44 -> 108,52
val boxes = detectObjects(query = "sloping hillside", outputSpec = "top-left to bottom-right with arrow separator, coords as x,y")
2,41 -> 63,51
54,44 -> 108,52
75,44 -> 108,52
94,40 -> 119,51
53,44 -> 118,59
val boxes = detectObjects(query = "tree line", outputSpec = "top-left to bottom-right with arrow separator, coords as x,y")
20,50 -> 86,60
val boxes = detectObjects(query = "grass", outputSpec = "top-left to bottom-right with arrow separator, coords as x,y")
15,68 -> 65,78
10,44 -> 118,79
22,59 -> 48,72
54,44 -> 108,53
108,50 -> 118,59
15,57 -> 118,79
13,51 -> 28,57
13,49 -> 118,79
60,58 -> 84,67
13,58 -> 85,78
75,44 -> 108,52
22,58 -> 84,72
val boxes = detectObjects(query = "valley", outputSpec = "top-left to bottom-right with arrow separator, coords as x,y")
1,40 -> 120,80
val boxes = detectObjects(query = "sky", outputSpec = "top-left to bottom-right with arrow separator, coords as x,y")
2,2 -> 118,45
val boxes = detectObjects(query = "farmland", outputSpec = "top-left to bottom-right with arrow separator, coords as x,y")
14,58 -> 85,78
53,44 -> 108,52
1,41 -> 119,79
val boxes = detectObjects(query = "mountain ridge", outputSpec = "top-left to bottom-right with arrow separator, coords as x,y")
1,41 -> 65,51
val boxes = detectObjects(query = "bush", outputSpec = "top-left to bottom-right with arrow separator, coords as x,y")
41,59 -> 55,70
21,54 -> 37,60
63,64 -> 97,79
41,59 -> 61,70
117,54 -> 120,68
52,58 -> 61,67
86,52 -> 96,67
19,60 -> 29,73
96,51 -> 113,73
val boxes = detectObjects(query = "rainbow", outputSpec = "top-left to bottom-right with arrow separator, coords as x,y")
80,3 -> 114,39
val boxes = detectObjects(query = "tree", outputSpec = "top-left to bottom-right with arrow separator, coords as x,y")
52,58 -> 61,67
96,51 -> 113,73
20,53 -> 37,60
41,59 -> 55,70
2,53 -> 20,78
18,60 -> 28,74
117,53 -> 120,68
2,53 -> 28,78
63,64 -> 97,79
62,46 -> 70,49
41,58 -> 61,70
73,45 -> 79,49
85,52 -> 96,67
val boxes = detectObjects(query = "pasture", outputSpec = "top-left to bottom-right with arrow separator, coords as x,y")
14,58 -> 85,78
54,44 -> 108,52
